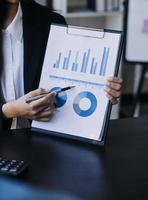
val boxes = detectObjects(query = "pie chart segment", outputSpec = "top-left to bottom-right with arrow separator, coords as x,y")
50,87 -> 67,108
73,91 -> 97,117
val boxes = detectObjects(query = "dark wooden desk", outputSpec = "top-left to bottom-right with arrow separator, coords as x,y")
0,117 -> 148,200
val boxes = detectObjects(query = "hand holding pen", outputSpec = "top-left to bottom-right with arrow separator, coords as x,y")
25,86 -> 75,104
2,88 -> 55,121
2,86 -> 75,122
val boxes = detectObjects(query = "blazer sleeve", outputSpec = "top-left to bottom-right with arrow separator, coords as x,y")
50,11 -> 67,25
0,89 -> 12,131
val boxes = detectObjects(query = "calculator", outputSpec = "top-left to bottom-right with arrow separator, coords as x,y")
0,157 -> 29,176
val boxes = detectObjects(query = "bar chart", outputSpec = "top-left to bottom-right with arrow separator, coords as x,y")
53,47 -> 110,77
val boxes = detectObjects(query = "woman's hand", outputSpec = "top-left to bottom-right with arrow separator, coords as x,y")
2,88 -> 55,121
104,77 -> 123,105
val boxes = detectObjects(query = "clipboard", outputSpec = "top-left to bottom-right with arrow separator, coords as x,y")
31,24 -> 124,146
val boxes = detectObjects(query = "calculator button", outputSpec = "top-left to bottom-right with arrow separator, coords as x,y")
9,168 -> 17,173
11,160 -> 17,163
0,163 -> 4,167
18,163 -> 23,167
0,161 -> 6,167
0,167 -> 9,172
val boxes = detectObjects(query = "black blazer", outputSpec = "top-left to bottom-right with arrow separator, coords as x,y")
0,0 -> 66,131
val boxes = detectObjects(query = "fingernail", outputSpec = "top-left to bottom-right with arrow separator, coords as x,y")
51,91 -> 57,96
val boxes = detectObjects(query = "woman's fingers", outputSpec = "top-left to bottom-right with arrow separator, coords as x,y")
104,86 -> 121,98
105,77 -> 123,104
106,94 -> 118,105
29,92 -> 55,110
35,107 -> 55,121
26,88 -> 48,98
107,77 -> 123,84
106,81 -> 122,91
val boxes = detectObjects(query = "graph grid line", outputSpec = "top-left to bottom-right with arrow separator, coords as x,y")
49,75 -> 105,87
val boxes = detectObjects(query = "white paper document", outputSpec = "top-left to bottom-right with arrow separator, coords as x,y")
32,25 -> 122,142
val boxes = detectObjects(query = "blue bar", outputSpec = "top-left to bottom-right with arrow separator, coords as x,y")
81,52 -> 87,72
63,57 -> 67,69
65,50 -> 72,70
84,49 -> 90,73
100,48 -> 109,76
53,64 -> 56,68
74,52 -> 79,72
57,53 -> 62,68
75,64 -> 78,72
90,58 -> 95,74
72,63 -> 75,71
102,48 -> 110,76
72,63 -> 78,72
93,62 -> 97,74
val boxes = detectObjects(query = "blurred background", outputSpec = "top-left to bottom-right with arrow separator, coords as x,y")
35,0 -> 148,119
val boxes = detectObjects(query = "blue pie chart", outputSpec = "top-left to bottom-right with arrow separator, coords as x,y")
73,91 -> 97,117
50,87 -> 67,108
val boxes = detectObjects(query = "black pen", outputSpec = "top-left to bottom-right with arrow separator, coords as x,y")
25,86 -> 75,103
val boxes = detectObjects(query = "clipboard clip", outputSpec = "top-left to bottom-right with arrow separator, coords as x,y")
66,25 -> 105,39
